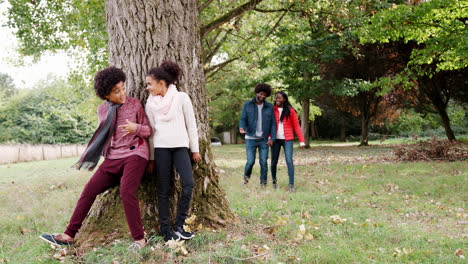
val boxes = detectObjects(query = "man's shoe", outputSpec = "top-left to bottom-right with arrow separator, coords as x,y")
273,181 -> 278,189
260,182 -> 266,189
243,176 -> 250,184
39,233 -> 74,246
163,230 -> 181,242
289,184 -> 295,192
174,226 -> 195,240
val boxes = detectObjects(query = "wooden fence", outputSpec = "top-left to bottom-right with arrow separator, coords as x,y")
0,144 -> 86,165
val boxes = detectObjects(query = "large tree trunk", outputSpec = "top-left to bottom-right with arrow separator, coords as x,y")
422,77 -> 456,141
76,0 -> 234,249
360,116 -> 369,146
359,96 -> 370,146
301,98 -> 311,148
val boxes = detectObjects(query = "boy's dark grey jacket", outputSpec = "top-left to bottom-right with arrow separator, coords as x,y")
239,97 -> 276,141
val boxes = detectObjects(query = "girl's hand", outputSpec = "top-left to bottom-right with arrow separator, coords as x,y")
146,161 -> 154,174
192,152 -> 201,163
119,119 -> 138,136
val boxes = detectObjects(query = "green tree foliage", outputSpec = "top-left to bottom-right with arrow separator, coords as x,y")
357,0 -> 468,140
208,67 -> 252,134
0,72 -> 17,98
357,0 -> 468,74
0,77 -> 98,143
7,0 -> 107,74
268,0 -> 410,144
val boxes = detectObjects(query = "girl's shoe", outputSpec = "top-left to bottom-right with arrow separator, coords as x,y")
174,226 -> 195,240
39,233 -> 74,246
163,230 -> 181,242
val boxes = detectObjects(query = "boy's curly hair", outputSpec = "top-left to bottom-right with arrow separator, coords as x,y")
254,83 -> 272,97
94,67 -> 126,100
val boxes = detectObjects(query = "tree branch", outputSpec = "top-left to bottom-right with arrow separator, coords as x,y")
253,6 -> 300,13
201,0 -> 264,38
205,57 -> 239,75
198,0 -> 215,12
205,30 -> 232,64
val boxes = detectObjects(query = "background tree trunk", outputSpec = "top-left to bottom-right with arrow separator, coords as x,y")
421,77 -> 456,141
76,0 -> 234,250
311,120 -> 319,140
230,126 -> 238,144
339,117 -> 347,142
301,98 -> 311,148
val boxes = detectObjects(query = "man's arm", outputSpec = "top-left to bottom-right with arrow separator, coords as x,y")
239,102 -> 248,134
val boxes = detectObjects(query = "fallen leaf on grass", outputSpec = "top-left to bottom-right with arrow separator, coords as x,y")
185,215 -> 197,225
330,215 -> 347,224
165,239 -> 188,255
455,248 -> 465,259
274,215 -> 289,226
294,224 -> 314,241
393,247 -> 413,257
263,225 -> 280,235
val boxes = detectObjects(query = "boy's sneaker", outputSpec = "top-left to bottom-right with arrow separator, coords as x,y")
39,233 -> 74,246
289,184 -> 295,192
174,226 -> 195,240
163,230 -> 180,242
243,176 -> 250,184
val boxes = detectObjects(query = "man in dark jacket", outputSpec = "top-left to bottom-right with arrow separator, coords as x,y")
239,83 -> 276,187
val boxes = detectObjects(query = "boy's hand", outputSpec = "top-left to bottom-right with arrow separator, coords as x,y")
119,119 -> 138,136
192,152 -> 202,163
267,139 -> 273,147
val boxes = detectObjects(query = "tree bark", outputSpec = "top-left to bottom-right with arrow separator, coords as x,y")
360,116 -> 369,146
359,95 -> 370,146
311,120 -> 319,140
230,126 -> 238,144
76,0 -> 234,250
339,117 -> 347,142
421,77 -> 456,141
301,98 -> 310,148
436,105 -> 456,141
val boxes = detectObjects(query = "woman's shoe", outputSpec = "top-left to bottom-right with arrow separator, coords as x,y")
163,230 -> 181,242
174,226 -> 195,240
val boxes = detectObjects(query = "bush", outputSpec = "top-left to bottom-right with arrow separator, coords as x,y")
0,78 -> 97,144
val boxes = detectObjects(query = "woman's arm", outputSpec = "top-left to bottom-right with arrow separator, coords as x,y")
182,93 -> 199,154
290,108 -> 305,145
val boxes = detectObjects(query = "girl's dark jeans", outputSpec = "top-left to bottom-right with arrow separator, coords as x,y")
270,139 -> 295,185
154,147 -> 194,233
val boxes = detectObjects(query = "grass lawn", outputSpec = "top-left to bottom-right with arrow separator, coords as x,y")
0,143 -> 466,263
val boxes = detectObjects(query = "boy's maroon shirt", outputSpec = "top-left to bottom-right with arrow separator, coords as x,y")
97,96 -> 151,160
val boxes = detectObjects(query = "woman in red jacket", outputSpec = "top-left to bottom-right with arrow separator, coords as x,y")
271,91 -> 305,192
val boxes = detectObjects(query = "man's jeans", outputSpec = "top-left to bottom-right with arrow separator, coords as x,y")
244,139 -> 269,184
271,139 -> 294,185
